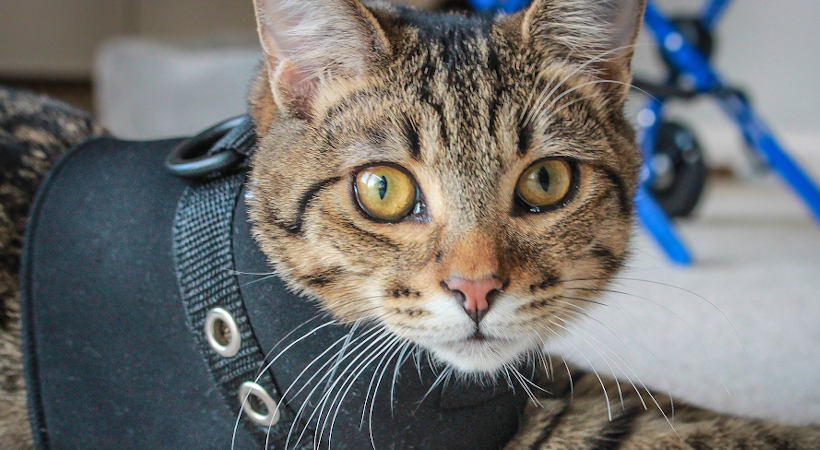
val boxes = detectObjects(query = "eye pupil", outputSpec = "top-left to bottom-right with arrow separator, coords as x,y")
515,159 -> 574,212
538,166 -> 550,192
378,175 -> 388,200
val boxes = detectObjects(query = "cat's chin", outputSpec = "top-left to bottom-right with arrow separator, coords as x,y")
427,337 -> 533,374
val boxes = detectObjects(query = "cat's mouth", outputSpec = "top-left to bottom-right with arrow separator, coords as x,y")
466,330 -> 494,342
438,328 -> 508,346
428,333 -> 532,374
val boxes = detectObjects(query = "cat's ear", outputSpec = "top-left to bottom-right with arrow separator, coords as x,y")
517,0 -> 646,99
252,0 -> 391,120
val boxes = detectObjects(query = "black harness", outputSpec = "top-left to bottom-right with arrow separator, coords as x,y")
21,117 -> 531,449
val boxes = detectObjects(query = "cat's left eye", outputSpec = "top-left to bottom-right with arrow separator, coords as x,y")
354,165 -> 419,222
515,159 -> 575,213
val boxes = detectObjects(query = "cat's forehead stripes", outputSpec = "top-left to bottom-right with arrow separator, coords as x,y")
308,14 -> 634,225
314,15 -> 621,165
298,21 -> 635,234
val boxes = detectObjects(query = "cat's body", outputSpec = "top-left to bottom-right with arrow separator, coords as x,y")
0,88 -> 104,448
0,0 -> 819,448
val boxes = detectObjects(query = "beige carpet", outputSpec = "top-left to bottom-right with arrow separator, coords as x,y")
547,171 -> 820,426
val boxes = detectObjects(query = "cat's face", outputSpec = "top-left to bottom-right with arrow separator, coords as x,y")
248,0 -> 644,374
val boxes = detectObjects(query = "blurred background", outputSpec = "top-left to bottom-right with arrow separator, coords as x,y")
2,0 -> 819,171
2,0 -> 819,427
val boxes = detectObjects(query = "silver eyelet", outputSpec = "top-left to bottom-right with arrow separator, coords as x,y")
239,381 -> 280,427
204,307 -> 241,357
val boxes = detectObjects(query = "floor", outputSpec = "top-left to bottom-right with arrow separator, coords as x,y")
546,169 -> 820,426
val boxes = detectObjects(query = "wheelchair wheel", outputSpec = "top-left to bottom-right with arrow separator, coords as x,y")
648,121 -> 707,218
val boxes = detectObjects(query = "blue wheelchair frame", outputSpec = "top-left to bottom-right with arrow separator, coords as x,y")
470,0 -> 820,265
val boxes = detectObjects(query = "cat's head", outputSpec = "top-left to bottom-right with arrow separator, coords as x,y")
248,0 -> 645,374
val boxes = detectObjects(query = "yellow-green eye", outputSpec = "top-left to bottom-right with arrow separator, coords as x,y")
516,159 -> 574,211
354,165 -> 418,222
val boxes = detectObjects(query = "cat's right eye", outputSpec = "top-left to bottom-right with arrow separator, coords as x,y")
354,165 -> 419,222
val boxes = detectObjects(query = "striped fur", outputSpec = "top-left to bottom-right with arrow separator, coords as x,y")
0,87 -> 104,448
508,369 -> 820,449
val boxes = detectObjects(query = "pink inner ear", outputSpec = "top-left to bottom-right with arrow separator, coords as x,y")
253,0 -> 391,121
273,59 -> 320,121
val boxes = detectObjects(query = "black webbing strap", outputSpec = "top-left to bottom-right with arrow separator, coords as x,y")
171,124 -> 301,448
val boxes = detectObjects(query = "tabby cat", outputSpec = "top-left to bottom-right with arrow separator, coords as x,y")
1,0 -> 818,448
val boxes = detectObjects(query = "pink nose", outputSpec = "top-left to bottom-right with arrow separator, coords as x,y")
444,276 -> 503,324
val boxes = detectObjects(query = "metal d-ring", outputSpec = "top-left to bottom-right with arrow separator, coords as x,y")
165,115 -> 246,178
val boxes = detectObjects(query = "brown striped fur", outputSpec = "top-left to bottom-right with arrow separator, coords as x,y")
507,370 -> 820,449
246,0 -> 820,448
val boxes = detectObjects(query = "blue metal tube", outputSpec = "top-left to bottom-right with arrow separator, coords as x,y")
633,96 -> 696,264
468,0 -> 530,13
638,98 -> 666,185
644,3 -> 719,92
700,0 -> 732,31
636,186 -> 693,265
645,1 -> 820,224
718,93 -> 820,222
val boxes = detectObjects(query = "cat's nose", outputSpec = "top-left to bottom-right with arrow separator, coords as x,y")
443,276 -> 503,324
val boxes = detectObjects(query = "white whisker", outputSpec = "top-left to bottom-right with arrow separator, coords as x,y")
550,314 -> 626,411
321,335 -> 401,449
390,342 -> 413,415
541,321 -> 613,421
553,299 -> 656,409
417,365 -> 453,408
284,326 -> 389,449
298,330 -> 395,449
232,317 -> 334,450
364,340 -> 408,449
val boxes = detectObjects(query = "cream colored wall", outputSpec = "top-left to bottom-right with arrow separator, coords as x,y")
131,0 -> 255,38
0,0 -> 440,79
0,0 -> 131,78
0,0 -> 256,79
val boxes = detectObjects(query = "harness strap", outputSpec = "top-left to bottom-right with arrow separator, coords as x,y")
170,121 -> 304,448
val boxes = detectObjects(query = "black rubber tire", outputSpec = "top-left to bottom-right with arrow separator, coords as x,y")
648,121 -> 708,218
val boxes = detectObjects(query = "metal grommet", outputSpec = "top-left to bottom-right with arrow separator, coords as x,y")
239,381 -> 281,427
204,307 -> 241,357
